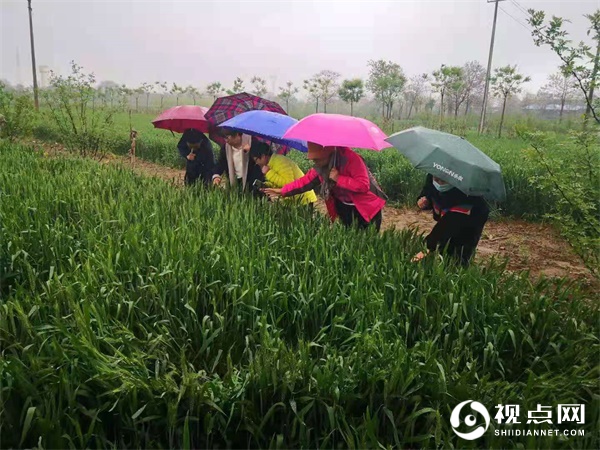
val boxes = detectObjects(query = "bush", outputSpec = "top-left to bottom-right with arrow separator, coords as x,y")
41,62 -> 124,157
519,126 -> 600,275
0,83 -> 35,141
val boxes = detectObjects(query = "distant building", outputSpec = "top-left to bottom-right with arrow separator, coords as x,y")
39,66 -> 50,88
523,104 -> 586,112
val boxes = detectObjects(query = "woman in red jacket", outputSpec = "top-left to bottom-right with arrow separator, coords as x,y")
263,142 -> 386,231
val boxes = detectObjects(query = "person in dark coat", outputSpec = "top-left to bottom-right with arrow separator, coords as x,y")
412,173 -> 489,267
177,129 -> 217,187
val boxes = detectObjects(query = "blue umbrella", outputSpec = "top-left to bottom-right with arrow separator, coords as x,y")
220,110 -> 308,152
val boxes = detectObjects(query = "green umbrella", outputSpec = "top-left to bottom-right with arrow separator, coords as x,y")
386,126 -> 506,201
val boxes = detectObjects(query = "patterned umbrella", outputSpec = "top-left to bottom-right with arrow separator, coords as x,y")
205,92 -> 287,125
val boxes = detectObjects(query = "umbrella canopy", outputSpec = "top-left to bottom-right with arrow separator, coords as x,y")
205,92 -> 287,126
282,113 -> 392,151
152,105 -> 210,133
220,111 -> 308,152
386,126 -> 506,201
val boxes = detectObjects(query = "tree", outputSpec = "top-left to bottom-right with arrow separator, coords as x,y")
132,86 -> 146,111
491,65 -> 530,137
314,70 -> 340,113
462,61 -> 486,116
97,81 -> 119,108
227,77 -> 245,95
528,9 -> 600,124
431,65 -> 463,120
141,82 -> 154,110
170,83 -> 186,106
539,71 -> 580,120
303,77 -> 320,113
154,81 -> 168,109
448,69 -> 467,118
120,85 -> 134,111
250,76 -> 267,97
403,74 -> 429,119
206,82 -> 224,100
278,81 -> 299,113
185,86 -> 201,105
338,78 -> 364,116
367,60 -> 407,120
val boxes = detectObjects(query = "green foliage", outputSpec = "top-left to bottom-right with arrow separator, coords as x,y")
41,62 -> 124,157
250,76 -> 267,97
0,142 -> 598,449
0,83 -> 34,141
226,77 -> 245,96
367,60 -> 407,120
528,8 -> 600,124
338,78 -> 365,116
206,82 -> 224,100
278,81 -> 299,113
431,65 -> 465,121
491,65 -> 531,137
518,127 -> 600,275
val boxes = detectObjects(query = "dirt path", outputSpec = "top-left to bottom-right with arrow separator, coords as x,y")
29,139 -> 597,289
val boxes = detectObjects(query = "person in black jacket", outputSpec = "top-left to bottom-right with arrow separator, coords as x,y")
412,173 -> 489,267
177,129 -> 217,187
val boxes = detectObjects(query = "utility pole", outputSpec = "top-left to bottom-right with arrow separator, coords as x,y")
478,0 -> 505,134
27,0 -> 39,110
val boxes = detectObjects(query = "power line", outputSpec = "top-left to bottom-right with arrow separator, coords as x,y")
510,0 -> 530,18
499,5 -> 532,32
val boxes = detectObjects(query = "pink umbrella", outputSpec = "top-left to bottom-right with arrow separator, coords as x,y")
152,105 -> 210,133
282,113 -> 392,151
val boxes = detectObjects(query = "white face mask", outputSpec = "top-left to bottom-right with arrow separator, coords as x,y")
433,180 -> 453,192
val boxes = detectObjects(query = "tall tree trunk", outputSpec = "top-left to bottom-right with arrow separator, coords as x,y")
146,94 -> 150,109
560,95 -> 565,122
315,98 -> 319,113
464,98 -> 470,116
498,96 -> 507,138
585,38 -> 600,123
440,93 -> 444,121
350,101 -> 354,116
286,98 -> 289,113
193,97 -> 196,105
454,101 -> 459,118
324,101 -> 327,113
407,99 -> 414,119
160,96 -> 164,109
135,97 -> 139,112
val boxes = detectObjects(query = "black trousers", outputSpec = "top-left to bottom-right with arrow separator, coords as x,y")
426,213 -> 487,267
334,198 -> 382,232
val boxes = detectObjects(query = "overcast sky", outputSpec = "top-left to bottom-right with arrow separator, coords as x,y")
1,0 -> 599,95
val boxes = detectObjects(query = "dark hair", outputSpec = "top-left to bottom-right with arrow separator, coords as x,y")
183,128 -> 204,144
249,141 -> 271,159
221,128 -> 243,138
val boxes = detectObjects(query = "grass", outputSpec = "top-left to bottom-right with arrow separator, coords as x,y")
1,142 -> 598,449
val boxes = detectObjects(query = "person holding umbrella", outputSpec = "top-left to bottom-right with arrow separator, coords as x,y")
412,173 -> 489,266
263,143 -> 386,230
177,128 -> 217,187
385,126 -> 506,267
